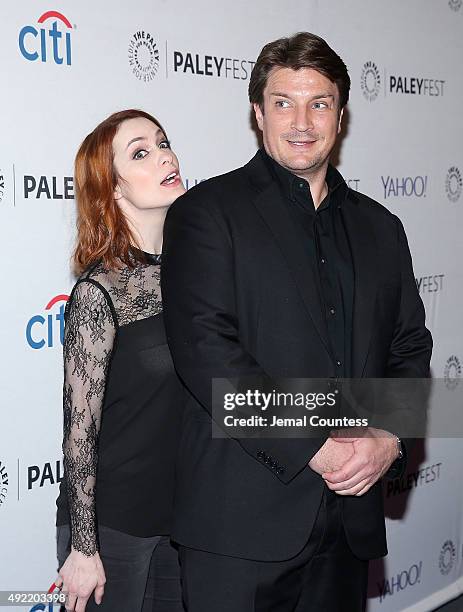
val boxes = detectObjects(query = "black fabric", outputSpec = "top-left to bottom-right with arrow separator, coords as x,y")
56,256 -> 184,548
161,150 -> 432,562
262,149 -> 354,378
179,488 -> 368,612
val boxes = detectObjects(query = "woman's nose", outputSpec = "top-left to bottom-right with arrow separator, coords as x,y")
160,150 -> 174,165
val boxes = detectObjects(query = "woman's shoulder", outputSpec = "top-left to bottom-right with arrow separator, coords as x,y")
67,262 -> 119,320
75,261 -> 123,296
68,257 -> 160,326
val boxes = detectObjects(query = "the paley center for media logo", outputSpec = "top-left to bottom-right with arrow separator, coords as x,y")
0,459 -> 8,508
439,540 -> 457,575
444,355 -> 461,390
360,61 -> 381,101
446,166 -> 462,202
128,31 -> 159,82
0,167 -> 5,204
361,60 -> 445,101
19,10 -> 73,66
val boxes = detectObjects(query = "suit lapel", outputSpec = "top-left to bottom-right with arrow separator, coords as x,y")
251,180 -> 333,359
341,195 -> 378,377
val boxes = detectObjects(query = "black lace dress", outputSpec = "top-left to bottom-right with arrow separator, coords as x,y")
56,253 -> 184,556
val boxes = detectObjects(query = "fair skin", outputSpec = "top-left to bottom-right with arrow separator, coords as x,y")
55,116 -> 185,612
113,116 -> 186,253
254,66 -> 343,208
254,67 -> 399,492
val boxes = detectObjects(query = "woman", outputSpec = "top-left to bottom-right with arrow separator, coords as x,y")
55,109 -> 186,611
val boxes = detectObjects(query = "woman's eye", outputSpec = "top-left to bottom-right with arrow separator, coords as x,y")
159,139 -> 171,149
133,149 -> 148,160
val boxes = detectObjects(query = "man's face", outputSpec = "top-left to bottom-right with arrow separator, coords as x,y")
254,67 -> 343,180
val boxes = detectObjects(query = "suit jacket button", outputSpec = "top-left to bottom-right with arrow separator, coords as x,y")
264,455 -> 272,465
277,466 -> 286,475
257,450 -> 265,460
270,460 -> 278,469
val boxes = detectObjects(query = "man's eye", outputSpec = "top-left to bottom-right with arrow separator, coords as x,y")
159,139 -> 171,149
133,149 -> 148,160
275,100 -> 290,108
313,102 -> 328,109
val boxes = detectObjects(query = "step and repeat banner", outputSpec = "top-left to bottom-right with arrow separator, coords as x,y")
0,1 -> 462,611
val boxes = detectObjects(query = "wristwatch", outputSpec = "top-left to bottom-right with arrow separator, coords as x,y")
395,436 -> 404,460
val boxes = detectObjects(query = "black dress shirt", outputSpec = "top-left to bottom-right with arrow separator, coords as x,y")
261,149 -> 354,379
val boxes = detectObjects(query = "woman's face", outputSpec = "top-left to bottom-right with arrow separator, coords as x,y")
112,117 -> 185,210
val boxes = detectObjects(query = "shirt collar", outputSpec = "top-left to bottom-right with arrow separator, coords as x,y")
259,148 -> 348,207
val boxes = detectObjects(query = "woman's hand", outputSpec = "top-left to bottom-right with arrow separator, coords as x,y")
55,549 -> 106,612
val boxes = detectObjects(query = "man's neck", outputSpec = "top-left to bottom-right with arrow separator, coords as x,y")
295,165 -> 329,209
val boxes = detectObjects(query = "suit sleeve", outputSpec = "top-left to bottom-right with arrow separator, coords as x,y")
387,217 -> 432,378
385,217 -> 433,478
161,192 -> 326,484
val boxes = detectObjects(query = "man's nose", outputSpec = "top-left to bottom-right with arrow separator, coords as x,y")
292,106 -> 314,132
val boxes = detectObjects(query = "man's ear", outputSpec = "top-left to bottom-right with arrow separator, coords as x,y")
337,107 -> 344,134
253,103 -> 264,131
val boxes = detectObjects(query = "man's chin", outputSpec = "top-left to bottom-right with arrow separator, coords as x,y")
283,157 -> 321,174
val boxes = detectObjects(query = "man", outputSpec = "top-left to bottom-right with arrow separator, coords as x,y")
161,32 -> 432,611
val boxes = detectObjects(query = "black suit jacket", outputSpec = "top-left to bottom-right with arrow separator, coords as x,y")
161,152 -> 432,561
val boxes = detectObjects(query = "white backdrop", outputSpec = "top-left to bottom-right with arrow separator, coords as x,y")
0,2 -> 462,611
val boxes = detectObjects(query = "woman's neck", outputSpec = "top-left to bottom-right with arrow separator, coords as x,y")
122,206 -> 169,254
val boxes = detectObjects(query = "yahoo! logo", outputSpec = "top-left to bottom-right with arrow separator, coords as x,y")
19,11 -> 72,65
26,294 -> 68,349
381,175 -> 428,199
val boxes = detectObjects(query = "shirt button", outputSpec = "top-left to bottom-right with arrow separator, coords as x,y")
329,307 -> 335,315
321,258 -> 326,264
298,182 -> 305,189
336,360 -> 342,367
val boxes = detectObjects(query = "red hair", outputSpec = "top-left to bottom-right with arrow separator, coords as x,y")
73,109 -> 165,273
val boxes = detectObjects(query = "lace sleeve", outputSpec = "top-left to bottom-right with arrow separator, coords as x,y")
62,280 -> 116,556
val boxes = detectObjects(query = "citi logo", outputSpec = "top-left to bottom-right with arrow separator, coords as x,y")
19,11 -> 73,65
26,294 -> 68,350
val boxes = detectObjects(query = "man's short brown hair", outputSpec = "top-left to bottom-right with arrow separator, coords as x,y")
249,32 -> 350,110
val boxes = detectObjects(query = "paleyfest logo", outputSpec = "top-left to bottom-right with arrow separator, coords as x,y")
361,61 -> 445,100
449,0 -> 462,11
19,10 -> 73,66
128,31 -> 159,82
445,166 -> 462,202
360,61 -> 381,102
